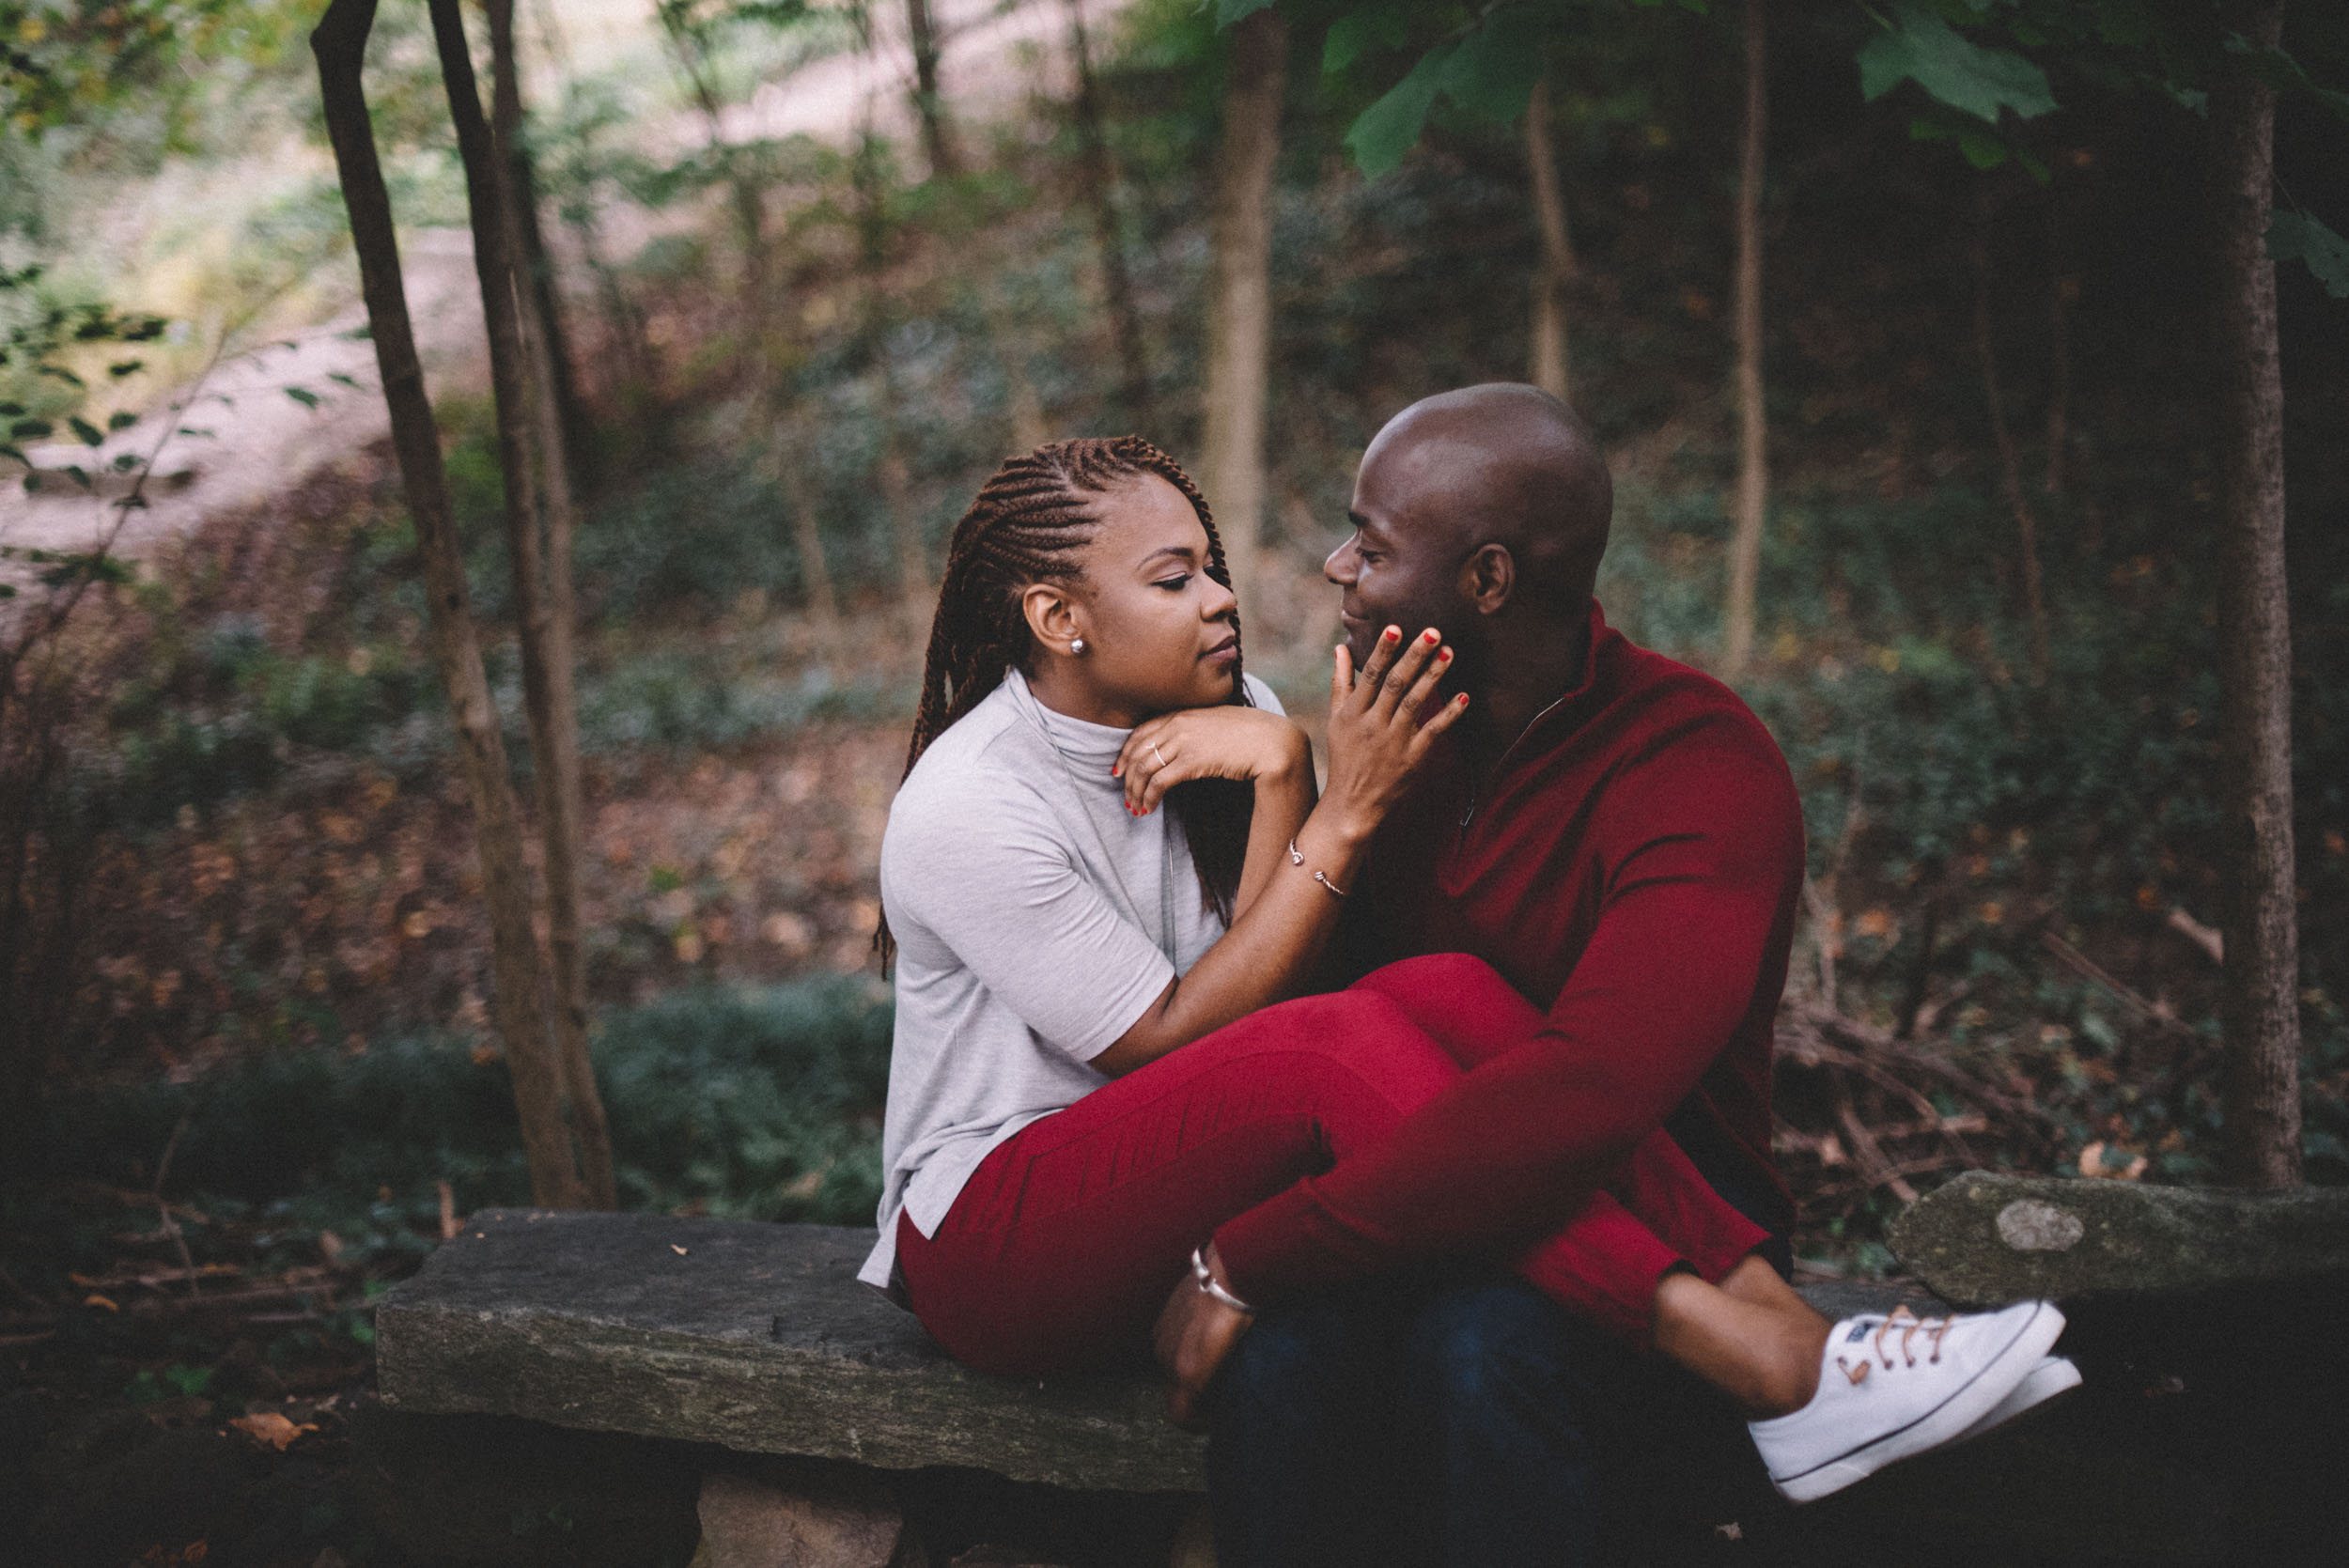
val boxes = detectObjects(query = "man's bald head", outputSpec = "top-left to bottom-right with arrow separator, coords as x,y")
1356,383 -> 1612,617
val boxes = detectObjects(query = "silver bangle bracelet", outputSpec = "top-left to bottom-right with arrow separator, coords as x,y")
1286,838 -> 1349,899
1190,1246 -> 1256,1314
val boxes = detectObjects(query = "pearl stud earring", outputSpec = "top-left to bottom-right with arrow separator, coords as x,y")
1070,638 -> 1087,655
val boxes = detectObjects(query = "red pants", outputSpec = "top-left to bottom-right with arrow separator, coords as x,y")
895,955 -> 1768,1377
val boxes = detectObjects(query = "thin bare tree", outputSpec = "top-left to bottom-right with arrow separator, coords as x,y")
314,0 -> 588,1207
905,0 -> 958,180
1065,0 -> 1153,423
1721,0 -> 1768,676
1525,70 -> 1575,403
483,0 -> 614,1208
1969,198 -> 2050,686
1199,6 -> 1285,606
2209,0 -> 2301,1189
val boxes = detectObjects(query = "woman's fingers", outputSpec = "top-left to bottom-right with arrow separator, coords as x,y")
1394,637 -> 1454,722
1353,625 -> 1404,700
1372,629 -> 1442,718
1123,734 -> 1175,815
1410,690 -> 1472,753
1330,642 -> 1354,706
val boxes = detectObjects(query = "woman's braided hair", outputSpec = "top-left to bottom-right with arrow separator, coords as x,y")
876,435 -> 1255,969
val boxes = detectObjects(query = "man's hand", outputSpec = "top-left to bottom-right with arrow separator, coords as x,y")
1115,706 -> 1309,817
1153,1243 -> 1254,1431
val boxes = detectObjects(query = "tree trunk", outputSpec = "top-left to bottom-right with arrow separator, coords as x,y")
2209,0 -> 2301,1190
1065,0 -> 1152,423
774,427 -> 837,626
2046,199 -> 2075,498
656,5 -> 770,353
485,0 -> 615,1209
1721,0 -> 1767,677
1525,70 -> 1574,404
906,0 -> 958,180
850,98 -> 927,604
314,0 -> 587,1208
1970,204 -> 2051,686
488,17 -> 593,497
1199,6 -> 1285,609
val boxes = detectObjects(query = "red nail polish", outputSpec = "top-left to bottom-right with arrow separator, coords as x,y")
1422,629 -> 1439,644
1383,627 -> 1400,641
1456,693 -> 1470,706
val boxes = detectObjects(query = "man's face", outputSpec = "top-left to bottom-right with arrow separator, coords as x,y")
1325,431 -> 1471,669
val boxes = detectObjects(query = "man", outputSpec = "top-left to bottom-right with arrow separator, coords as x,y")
1155,385 -> 2061,1564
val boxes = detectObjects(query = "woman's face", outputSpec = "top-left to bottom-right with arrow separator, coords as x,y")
1049,474 -> 1240,724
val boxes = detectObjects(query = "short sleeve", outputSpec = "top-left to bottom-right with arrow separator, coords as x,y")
882,781 -> 1175,1063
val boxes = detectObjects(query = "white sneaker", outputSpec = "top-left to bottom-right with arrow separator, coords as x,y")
1749,1300 -> 2065,1503
1955,1353 -> 2081,1442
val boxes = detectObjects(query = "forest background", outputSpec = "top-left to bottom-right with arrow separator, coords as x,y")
1,0 -> 2346,1555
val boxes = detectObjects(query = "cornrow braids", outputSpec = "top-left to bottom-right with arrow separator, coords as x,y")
876,436 -> 1255,969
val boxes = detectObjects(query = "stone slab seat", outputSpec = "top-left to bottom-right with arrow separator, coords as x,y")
375,1210 -> 1206,1493
373,1207 -> 2349,1564
377,1208 -> 1927,1496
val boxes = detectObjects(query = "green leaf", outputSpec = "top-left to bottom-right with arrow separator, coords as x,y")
0,443 -> 25,466
1957,129 -> 2009,168
1439,5 -> 1547,125
1323,5 -> 1412,74
69,416 -> 103,446
1859,1 -> 2057,125
327,372 -> 362,389
38,364 -> 84,388
9,419 -> 52,440
108,410 -> 138,430
1346,39 -> 1460,179
108,359 -> 144,378
2268,210 -> 2349,301
286,386 -> 321,410
0,402 -> 24,416
1214,0 -> 1277,27
0,585 -> 16,598
63,465 -> 91,491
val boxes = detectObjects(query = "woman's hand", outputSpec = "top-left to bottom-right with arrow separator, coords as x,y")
1317,625 -> 1469,843
1115,706 -> 1310,817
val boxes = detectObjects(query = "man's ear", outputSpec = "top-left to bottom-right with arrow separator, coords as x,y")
1020,582 -> 1085,657
1456,543 -> 1516,617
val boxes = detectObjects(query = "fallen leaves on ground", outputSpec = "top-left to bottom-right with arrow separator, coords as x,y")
228,1410 -> 318,1451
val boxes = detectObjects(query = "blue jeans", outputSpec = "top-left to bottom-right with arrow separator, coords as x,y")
1209,1275 -> 1766,1568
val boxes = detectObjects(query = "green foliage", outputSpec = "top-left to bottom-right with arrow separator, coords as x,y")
1858,1 -> 2057,126
2270,209 -> 2349,300
8,977 -> 897,1233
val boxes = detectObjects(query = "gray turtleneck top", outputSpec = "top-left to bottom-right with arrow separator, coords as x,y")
860,665 -> 1282,1293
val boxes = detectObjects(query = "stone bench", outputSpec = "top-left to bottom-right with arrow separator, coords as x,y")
376,1210 -> 1204,1494
369,1204 -> 2347,1565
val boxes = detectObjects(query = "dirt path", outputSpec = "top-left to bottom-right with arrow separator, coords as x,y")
0,0 -> 1109,612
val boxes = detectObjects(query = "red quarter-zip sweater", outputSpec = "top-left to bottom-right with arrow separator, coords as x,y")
1215,602 -> 1806,1305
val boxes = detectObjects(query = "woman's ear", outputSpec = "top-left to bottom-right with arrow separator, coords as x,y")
1457,543 -> 1516,617
1020,582 -> 1086,658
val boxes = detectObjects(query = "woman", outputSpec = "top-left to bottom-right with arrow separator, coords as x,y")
864,437 -> 2071,1506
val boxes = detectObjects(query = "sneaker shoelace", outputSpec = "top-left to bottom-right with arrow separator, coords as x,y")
1833,1306 -> 1953,1385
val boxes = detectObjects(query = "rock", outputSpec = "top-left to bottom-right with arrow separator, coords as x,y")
376,1210 -> 1207,1492
345,1401 -> 700,1567
1889,1172 -> 2349,1306
696,1469 -> 918,1568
